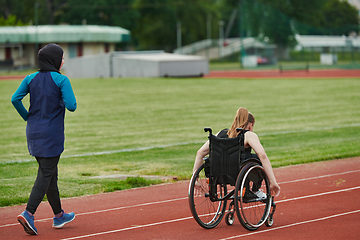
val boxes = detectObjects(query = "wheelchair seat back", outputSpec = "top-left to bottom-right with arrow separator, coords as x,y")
207,132 -> 244,186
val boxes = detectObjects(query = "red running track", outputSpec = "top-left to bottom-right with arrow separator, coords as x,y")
1,157 -> 359,239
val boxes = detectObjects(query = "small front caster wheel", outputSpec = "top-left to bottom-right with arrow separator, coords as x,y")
265,217 -> 274,227
225,212 -> 234,225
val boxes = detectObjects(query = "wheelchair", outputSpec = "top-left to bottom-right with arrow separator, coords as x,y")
188,128 -> 276,231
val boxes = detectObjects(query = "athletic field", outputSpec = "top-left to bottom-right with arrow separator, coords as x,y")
0,69 -> 359,207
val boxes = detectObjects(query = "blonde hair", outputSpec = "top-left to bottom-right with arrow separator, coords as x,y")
227,107 -> 255,138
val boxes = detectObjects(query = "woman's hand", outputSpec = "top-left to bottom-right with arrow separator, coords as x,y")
270,182 -> 281,197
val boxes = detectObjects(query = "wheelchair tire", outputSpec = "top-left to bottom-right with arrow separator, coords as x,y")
234,161 -> 272,231
188,163 -> 227,229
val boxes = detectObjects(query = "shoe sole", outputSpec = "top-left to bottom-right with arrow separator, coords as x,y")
53,215 -> 75,228
17,215 -> 37,235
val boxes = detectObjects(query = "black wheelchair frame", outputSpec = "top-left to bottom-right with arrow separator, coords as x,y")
188,128 -> 276,230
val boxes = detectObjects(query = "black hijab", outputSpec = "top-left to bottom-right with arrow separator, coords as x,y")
38,43 -> 64,73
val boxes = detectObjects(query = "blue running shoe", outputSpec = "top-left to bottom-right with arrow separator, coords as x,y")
17,211 -> 38,235
53,210 -> 75,228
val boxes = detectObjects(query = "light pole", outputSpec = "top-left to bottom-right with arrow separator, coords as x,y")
177,22 -> 182,53
239,0 -> 245,67
219,20 -> 224,59
207,15 -> 211,59
34,2 -> 39,64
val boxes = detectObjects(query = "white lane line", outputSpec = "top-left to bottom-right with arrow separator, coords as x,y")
219,209 -> 360,240
275,186 -> 360,204
1,141 -> 203,164
74,197 -> 188,217
59,186 -> 360,240
4,122 -> 360,164
1,169 -> 359,229
0,197 -> 188,228
61,216 -> 195,240
278,169 -> 360,185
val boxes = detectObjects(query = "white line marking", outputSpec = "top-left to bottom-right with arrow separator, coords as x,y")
257,122 -> 360,136
1,170 -> 359,229
75,197 -> 188,216
219,209 -> 360,240
1,142 -> 203,164
1,180 -> 359,229
0,197 -> 188,228
58,186 -> 359,240
61,216 -> 195,240
278,169 -> 360,185
3,122 -> 360,164
276,186 -> 360,204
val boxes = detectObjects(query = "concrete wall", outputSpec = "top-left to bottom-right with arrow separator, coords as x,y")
66,53 -> 111,78
66,52 -> 209,78
159,60 -> 208,77
113,53 -> 209,78
112,56 -> 159,78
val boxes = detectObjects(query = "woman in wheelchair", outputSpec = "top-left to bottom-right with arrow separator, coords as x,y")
193,107 -> 280,197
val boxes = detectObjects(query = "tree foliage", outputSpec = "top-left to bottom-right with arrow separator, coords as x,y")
322,0 -> 359,35
0,0 -> 35,24
219,0 -> 359,47
0,0 -> 359,50
56,0 -> 139,30
133,0 -> 219,51
0,14 -> 25,26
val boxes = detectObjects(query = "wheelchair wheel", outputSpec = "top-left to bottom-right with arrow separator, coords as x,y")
265,216 -> 274,227
234,161 -> 272,231
225,201 -> 235,225
188,163 -> 227,229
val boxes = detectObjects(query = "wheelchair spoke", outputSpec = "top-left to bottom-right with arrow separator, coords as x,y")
235,163 -> 272,230
189,163 -> 227,229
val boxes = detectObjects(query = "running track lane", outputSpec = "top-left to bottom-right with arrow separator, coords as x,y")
0,157 -> 359,239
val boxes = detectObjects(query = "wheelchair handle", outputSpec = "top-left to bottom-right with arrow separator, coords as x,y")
236,128 -> 244,133
204,127 -> 212,135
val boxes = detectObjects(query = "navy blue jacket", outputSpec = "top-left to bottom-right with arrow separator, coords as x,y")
11,71 -> 76,157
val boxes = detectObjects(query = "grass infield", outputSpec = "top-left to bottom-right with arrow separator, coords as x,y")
1,75 -> 359,206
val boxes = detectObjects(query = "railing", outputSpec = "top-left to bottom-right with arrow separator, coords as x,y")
174,38 -> 274,60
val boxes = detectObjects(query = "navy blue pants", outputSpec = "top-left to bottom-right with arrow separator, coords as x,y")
26,156 -> 62,215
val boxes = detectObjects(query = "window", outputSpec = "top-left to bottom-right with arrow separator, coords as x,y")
5,47 -> 11,60
69,43 -> 83,58
77,43 -> 83,57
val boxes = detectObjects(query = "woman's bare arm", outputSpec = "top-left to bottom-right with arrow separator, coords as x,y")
245,131 -> 281,197
193,141 -> 210,173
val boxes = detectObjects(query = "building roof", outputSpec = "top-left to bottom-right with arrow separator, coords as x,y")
116,52 -> 207,62
0,25 -> 130,43
295,35 -> 360,47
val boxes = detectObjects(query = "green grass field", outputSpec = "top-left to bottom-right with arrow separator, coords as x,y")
1,75 -> 360,207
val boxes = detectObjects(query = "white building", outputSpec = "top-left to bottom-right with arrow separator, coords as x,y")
66,51 -> 209,78
0,25 -> 130,69
347,0 -> 360,13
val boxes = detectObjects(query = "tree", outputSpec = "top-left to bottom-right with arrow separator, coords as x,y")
43,0 -> 68,25
322,0 -> 359,35
0,0 -> 35,24
132,0 -> 176,51
220,0 -> 359,51
0,14 -> 25,26
2,0 -> 357,52
132,0 -> 219,51
0,0 -> 68,25
56,0 -> 139,30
